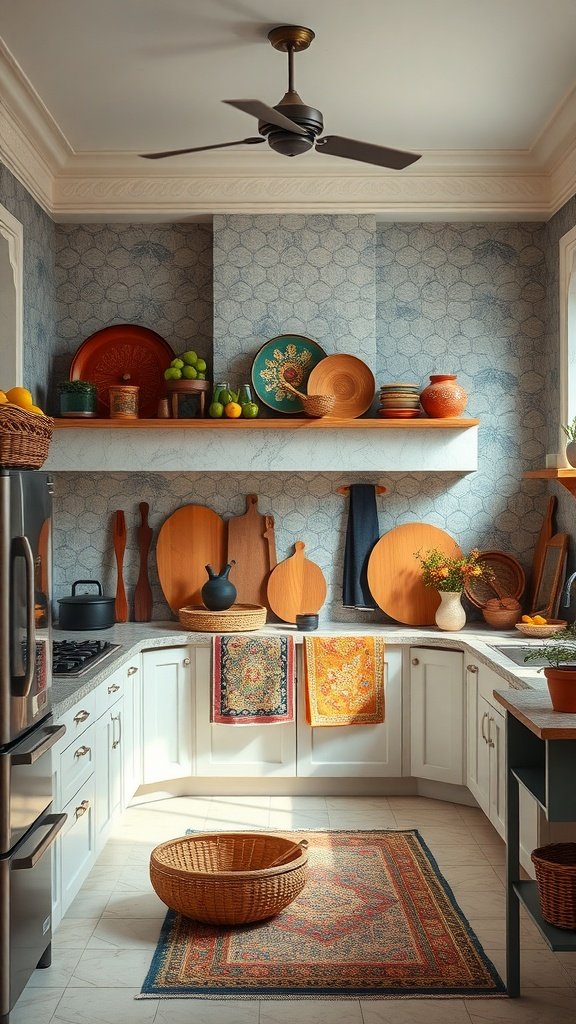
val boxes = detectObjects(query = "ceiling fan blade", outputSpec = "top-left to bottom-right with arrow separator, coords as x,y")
140,137 -> 265,159
315,135 -> 421,170
223,99 -> 308,136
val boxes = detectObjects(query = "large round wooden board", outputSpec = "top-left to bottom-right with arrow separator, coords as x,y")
156,505 -> 226,613
367,523 -> 462,625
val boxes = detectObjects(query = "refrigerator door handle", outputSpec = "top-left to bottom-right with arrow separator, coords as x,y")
12,813 -> 67,870
12,724 -> 66,765
10,535 -> 36,698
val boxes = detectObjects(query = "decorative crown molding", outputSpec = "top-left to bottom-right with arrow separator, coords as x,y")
0,39 -> 575,222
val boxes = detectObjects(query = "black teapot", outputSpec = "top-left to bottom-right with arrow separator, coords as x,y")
201,561 -> 237,611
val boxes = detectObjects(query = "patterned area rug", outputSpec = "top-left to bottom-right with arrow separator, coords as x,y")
139,830 -> 506,1000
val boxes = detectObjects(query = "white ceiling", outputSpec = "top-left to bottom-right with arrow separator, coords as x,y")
2,0 -> 576,157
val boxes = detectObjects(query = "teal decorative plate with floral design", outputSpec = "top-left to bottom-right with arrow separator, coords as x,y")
251,335 -> 327,414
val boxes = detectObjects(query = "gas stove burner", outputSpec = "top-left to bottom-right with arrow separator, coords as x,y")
53,639 -> 121,677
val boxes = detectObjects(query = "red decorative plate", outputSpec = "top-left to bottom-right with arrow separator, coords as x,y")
70,325 -> 175,418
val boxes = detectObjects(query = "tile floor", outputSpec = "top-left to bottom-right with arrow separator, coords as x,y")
12,795 -> 576,1024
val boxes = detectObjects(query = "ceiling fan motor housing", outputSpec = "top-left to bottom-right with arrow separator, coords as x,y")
259,103 -> 323,157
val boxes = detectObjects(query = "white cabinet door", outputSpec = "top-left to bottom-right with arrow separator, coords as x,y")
94,697 -> 123,850
141,647 -> 193,783
410,647 -> 464,785
487,703 -> 506,839
297,647 -> 402,778
60,776 -> 96,915
194,647 -> 297,777
121,659 -> 142,804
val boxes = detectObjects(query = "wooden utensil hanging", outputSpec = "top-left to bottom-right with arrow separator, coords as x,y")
530,496 -> 557,607
134,501 -> 153,622
113,510 -> 129,623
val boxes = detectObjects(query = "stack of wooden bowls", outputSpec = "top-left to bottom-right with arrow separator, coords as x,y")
378,383 -> 421,419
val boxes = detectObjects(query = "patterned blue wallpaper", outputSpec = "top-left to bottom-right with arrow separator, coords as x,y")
50,214 -> 560,623
52,222 -> 213,414
213,214 -> 376,389
0,163 -> 56,406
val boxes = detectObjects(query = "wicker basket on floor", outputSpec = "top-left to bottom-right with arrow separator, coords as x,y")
150,832 -> 309,925
0,405 -> 54,469
531,843 -> 576,929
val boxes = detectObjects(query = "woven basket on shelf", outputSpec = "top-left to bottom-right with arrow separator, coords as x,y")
531,843 -> 576,929
0,405 -> 54,469
150,832 -> 309,925
280,375 -> 336,418
178,604 -> 266,632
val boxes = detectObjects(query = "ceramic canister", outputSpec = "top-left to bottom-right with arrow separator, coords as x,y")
109,385 -> 139,419
419,374 -> 468,418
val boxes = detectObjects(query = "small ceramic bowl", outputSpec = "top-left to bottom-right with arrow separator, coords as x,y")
296,613 -> 319,631
514,619 -> 567,638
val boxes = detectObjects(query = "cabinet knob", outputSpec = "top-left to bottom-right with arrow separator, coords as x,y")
411,658 -> 419,666
127,666 -> 138,675
467,664 -> 478,673
108,682 -> 120,694
183,657 -> 191,667
73,709 -> 90,724
74,745 -> 91,759
75,799 -> 90,819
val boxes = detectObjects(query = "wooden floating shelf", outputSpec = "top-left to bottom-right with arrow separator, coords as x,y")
523,468 -> 576,497
53,417 -> 479,431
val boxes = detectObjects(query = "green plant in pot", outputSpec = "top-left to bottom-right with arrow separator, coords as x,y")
561,415 -> 576,468
58,379 -> 97,417
524,623 -> 576,711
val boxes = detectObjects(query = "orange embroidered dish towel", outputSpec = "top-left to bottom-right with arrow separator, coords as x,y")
303,635 -> 385,726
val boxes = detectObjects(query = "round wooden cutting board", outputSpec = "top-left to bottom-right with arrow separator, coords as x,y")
267,541 -> 327,623
156,505 -> 226,613
367,523 -> 462,625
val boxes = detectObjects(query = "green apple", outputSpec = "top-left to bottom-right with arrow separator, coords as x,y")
181,351 -> 198,366
164,367 -> 182,380
208,401 -> 224,418
182,365 -> 198,379
242,402 -> 259,418
196,358 -> 207,373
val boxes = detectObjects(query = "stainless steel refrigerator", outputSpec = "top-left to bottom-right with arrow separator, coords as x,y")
0,470 -> 66,1024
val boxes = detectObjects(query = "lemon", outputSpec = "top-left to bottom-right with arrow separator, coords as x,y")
532,615 -> 547,625
5,386 -> 33,409
30,404 -> 45,415
521,615 -> 534,624
224,401 -> 242,418
0,391 -> 8,404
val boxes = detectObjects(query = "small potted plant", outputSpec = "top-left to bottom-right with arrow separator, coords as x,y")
58,380 -> 97,417
561,415 -> 576,468
524,623 -> 576,711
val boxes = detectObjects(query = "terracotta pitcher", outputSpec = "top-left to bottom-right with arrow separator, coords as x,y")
419,374 -> 468,418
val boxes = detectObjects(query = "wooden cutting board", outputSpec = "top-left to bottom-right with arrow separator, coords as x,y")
267,541 -> 327,623
156,504 -> 226,613
367,523 -> 462,626
529,495 -> 557,607
226,495 -> 271,608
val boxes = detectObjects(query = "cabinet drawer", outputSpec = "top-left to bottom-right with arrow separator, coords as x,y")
95,660 -> 139,718
60,723 -> 95,808
53,691 -> 97,756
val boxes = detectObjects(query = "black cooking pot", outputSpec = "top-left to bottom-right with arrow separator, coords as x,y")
58,580 -> 116,631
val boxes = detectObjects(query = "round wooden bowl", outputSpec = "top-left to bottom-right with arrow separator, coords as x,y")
482,598 -> 521,630
514,619 -> 567,638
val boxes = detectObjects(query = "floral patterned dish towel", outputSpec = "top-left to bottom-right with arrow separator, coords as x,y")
304,635 -> 385,726
211,635 -> 295,724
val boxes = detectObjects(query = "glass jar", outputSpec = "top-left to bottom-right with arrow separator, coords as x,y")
58,380 -> 97,417
212,382 -> 230,406
237,384 -> 254,406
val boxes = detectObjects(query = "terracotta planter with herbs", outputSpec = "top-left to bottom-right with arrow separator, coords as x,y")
524,625 -> 576,712
543,666 -> 576,713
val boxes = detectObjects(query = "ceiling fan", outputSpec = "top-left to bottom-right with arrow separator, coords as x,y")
141,25 -> 421,170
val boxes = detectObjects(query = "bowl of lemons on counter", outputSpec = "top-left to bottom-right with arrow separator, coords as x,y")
515,614 -> 568,638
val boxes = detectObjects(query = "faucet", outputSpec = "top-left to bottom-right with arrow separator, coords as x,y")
562,571 -> 576,607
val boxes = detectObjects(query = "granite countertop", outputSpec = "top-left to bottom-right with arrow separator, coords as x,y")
50,619 -> 549,718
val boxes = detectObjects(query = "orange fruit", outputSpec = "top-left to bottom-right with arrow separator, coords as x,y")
224,401 -> 242,418
532,615 -> 547,625
30,405 -> 45,416
5,386 -> 33,409
521,615 -> 534,624
0,391 -> 8,404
